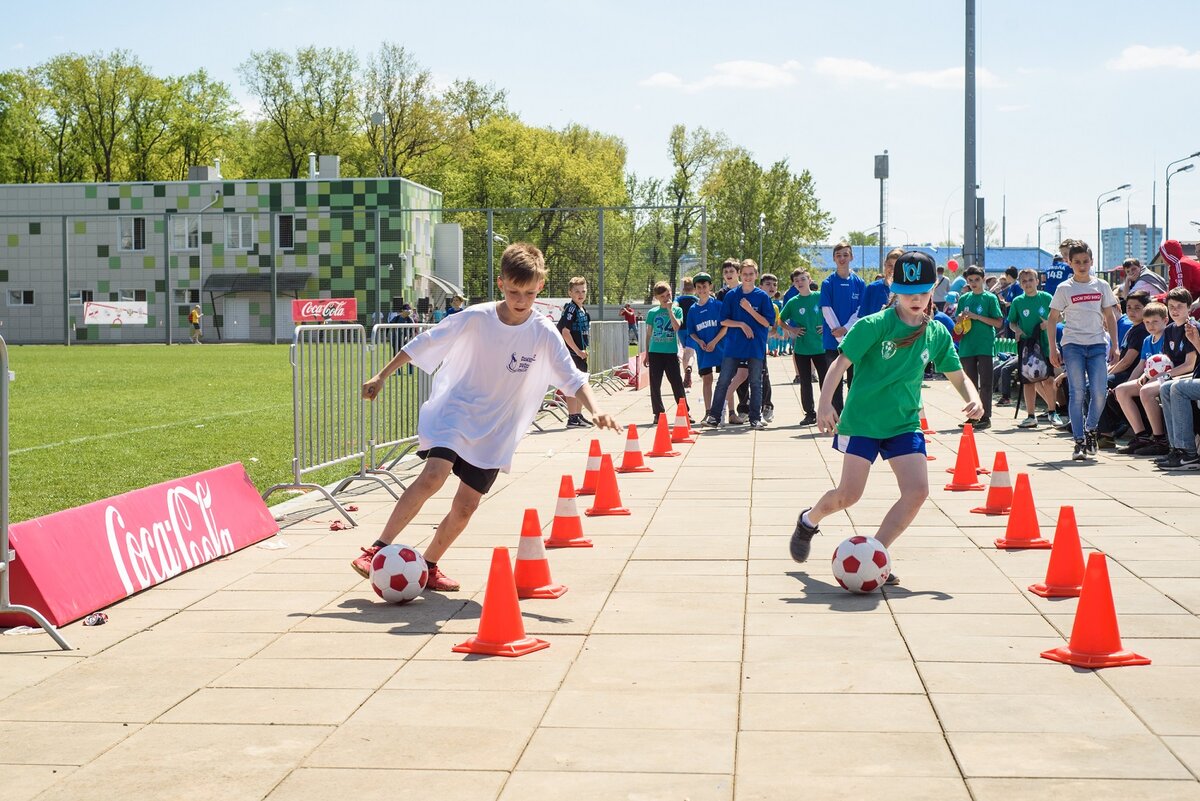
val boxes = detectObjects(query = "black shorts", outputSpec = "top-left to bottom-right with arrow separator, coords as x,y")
699,366 -> 714,376
571,353 -> 589,373
417,447 -> 499,495
191,323 -> 200,330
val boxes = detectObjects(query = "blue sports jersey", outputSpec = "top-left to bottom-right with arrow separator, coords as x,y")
858,278 -> 892,317
1139,333 -> 1164,362
782,285 -> 799,304
820,271 -> 866,351
1117,314 -> 1133,348
720,285 -> 775,359
686,296 -> 725,369
934,311 -> 956,340
1043,260 -> 1070,296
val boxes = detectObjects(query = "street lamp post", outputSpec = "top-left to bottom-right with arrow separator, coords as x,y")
1167,164 -> 1196,243
891,226 -> 909,245
1166,151 -> 1200,241
1037,209 -> 1065,272
758,212 -> 765,270
1096,185 -> 1130,271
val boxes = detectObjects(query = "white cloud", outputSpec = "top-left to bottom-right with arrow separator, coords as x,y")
1107,44 -> 1200,71
997,104 -> 1029,113
639,60 -> 802,93
813,57 -> 1004,89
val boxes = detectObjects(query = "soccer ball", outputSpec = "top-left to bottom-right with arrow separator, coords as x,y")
831,536 -> 891,594
369,544 -> 428,604
1145,353 -> 1173,381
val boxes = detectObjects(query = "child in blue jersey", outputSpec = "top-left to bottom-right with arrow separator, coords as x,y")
676,277 -> 699,388
1042,239 -> 1076,297
790,252 -> 984,585
559,277 -> 593,428
685,272 -> 726,416
859,248 -> 903,318
821,241 -> 867,411
702,259 -> 776,430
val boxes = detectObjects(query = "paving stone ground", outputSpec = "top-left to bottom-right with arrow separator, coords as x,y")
4,357 -> 1200,800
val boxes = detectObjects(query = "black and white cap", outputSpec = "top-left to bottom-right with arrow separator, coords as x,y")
892,251 -> 937,295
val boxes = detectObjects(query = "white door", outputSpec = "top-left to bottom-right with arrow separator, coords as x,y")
276,297 -> 297,342
224,297 -> 250,340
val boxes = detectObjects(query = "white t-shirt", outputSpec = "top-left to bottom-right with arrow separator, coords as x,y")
402,303 -> 587,471
1050,277 -> 1118,347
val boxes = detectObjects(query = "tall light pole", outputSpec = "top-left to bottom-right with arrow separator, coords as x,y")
964,0 -> 978,268
1037,209 -> 1065,272
1167,163 -> 1196,242
1096,184 -> 1130,270
758,212 -> 765,270
891,226 -> 909,245
1165,151 -> 1200,241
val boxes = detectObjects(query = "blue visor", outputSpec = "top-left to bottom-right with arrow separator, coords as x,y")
891,282 -> 934,295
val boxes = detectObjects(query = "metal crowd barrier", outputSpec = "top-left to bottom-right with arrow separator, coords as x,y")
0,336 -> 71,648
368,323 -> 433,485
262,324 -> 396,526
587,321 -> 632,394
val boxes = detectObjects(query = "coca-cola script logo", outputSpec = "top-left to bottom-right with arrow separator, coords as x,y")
292,298 -> 358,322
105,481 -> 234,596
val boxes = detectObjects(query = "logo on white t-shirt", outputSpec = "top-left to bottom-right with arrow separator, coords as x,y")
507,353 -> 536,373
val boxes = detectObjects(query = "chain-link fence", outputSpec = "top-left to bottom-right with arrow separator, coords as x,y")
0,205 -> 705,345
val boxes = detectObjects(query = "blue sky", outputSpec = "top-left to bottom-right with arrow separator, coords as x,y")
4,0 -> 1200,259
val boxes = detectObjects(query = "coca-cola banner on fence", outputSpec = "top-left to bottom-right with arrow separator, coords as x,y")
0,463 -> 279,628
292,298 -> 358,322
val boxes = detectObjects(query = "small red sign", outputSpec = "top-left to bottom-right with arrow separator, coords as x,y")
292,298 -> 358,322
0,463 -> 279,627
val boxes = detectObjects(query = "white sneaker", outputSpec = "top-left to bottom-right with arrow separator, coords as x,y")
1018,416 -> 1037,429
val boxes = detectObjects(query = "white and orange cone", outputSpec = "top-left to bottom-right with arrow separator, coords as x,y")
577,439 -> 602,496
971,452 -> 1013,515
670,399 -> 696,444
616,425 -> 653,474
546,475 -> 593,547
514,509 -> 568,599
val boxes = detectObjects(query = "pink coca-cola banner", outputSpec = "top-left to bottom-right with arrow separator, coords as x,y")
0,463 -> 279,628
292,298 -> 358,322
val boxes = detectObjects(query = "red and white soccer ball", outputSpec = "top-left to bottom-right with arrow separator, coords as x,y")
1145,353 -> 1173,381
369,544 -> 428,604
831,536 -> 891,594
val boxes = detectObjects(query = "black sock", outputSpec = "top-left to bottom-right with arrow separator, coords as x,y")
372,539 -> 388,548
425,559 -> 437,572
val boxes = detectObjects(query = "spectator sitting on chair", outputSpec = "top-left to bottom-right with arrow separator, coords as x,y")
1096,291 -> 1151,447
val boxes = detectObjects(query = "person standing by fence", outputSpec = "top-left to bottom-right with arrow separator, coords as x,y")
559,277 -> 593,428
643,281 -> 687,426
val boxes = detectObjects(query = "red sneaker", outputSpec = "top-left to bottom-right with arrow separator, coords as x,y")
351,545 -> 381,579
425,565 -> 460,592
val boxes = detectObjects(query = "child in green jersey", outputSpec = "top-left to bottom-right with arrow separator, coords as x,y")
789,252 -> 983,585
780,268 -> 826,426
1008,268 -> 1060,428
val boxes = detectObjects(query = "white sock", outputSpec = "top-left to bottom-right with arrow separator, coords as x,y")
801,510 -> 816,528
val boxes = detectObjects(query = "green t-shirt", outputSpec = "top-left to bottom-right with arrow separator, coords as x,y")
956,290 -> 1002,358
837,308 -> 962,439
1007,291 -> 1052,356
780,293 -> 824,356
645,304 -> 683,354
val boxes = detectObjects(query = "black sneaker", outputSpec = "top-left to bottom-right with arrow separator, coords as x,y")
1072,439 -> 1087,461
1119,434 -> 1151,455
1085,429 -> 1098,457
789,509 -> 819,563
749,419 -> 767,430
799,412 -> 817,426
1134,437 -> 1170,457
1159,449 -> 1185,469
566,414 -> 588,429
701,416 -> 721,429
973,418 -> 991,431
885,572 -> 900,586
579,415 -> 594,427
792,376 -> 803,384
1175,452 -> 1200,470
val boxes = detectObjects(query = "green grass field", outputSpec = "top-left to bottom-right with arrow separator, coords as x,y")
5,344 -> 414,522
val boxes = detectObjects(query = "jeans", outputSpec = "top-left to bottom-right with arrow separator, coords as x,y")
1062,342 -> 1108,440
794,351 -> 830,414
709,355 -> 764,422
961,354 -> 994,421
1160,378 -> 1200,451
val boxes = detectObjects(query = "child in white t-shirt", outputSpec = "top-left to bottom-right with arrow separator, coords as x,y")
354,243 -> 620,590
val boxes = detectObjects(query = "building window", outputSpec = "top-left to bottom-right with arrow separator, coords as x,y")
225,215 -> 255,250
68,289 -> 95,305
7,290 -> 34,306
170,215 -> 200,251
277,214 -> 294,250
119,216 -> 146,251
173,288 -> 200,304
119,289 -> 147,302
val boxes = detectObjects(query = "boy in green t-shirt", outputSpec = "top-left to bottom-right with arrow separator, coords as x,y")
790,252 -> 983,585
642,280 -> 687,427
1007,268 -> 1060,429
954,266 -> 1004,429
780,269 -> 826,426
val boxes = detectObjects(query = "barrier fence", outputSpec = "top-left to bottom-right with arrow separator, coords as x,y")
266,320 -> 635,522
0,336 -> 72,649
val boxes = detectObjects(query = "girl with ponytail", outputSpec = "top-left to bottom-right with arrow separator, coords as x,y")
788,252 -> 983,586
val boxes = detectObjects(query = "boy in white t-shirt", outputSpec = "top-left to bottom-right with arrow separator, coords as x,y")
354,243 -> 620,590
1047,241 -> 1120,461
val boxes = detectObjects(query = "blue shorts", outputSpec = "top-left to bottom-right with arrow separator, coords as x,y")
833,432 -> 927,463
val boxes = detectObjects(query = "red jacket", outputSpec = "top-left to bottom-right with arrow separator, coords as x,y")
1159,240 -> 1200,317
620,306 -> 637,324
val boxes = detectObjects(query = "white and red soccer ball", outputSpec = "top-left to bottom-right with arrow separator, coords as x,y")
1145,353 -> 1173,381
831,536 -> 891,593
369,544 -> 428,603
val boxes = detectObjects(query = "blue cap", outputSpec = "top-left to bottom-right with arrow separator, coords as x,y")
891,251 -> 937,295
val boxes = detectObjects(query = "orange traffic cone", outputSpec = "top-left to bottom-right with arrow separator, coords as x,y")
920,415 -> 936,435
1029,506 -> 1086,598
646,413 -> 680,458
546,475 -> 593,548
514,509 -> 568,599
994,473 -> 1051,549
944,424 -> 990,475
971,452 -> 1013,514
615,425 -> 653,474
577,440 -> 602,496
671,399 -> 696,444
1041,552 -> 1150,668
944,425 -> 985,491
585,454 -> 630,516
926,454 -> 937,462
452,547 -> 550,658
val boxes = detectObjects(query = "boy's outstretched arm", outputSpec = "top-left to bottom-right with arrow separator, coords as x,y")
362,349 -> 413,400
945,369 -> 984,421
573,383 -> 621,432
